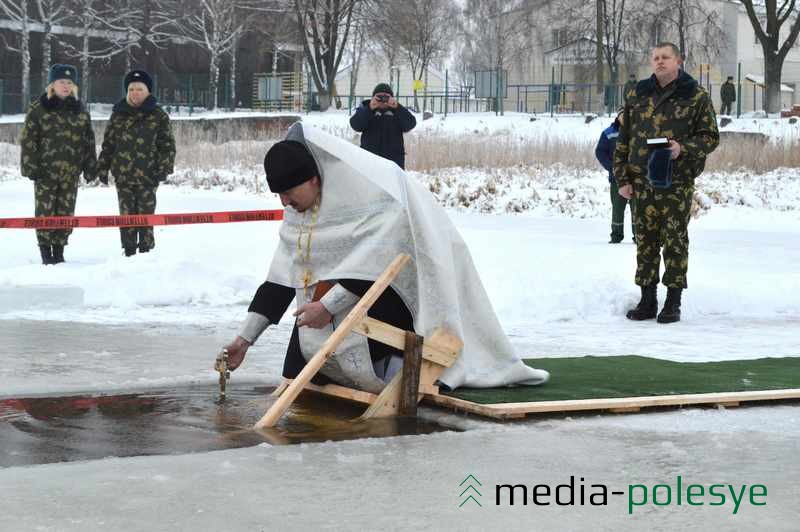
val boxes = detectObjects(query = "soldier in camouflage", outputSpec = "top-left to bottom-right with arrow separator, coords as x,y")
19,64 -> 97,265
613,42 -> 719,324
97,70 -> 175,256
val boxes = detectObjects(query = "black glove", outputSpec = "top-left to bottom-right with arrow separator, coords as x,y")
98,173 -> 109,185
151,174 -> 166,186
83,173 -> 96,183
28,175 -> 39,182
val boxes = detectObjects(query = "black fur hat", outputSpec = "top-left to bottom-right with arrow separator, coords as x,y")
124,70 -> 154,93
264,141 -> 319,193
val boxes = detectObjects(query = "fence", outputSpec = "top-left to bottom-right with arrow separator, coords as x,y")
2,70 -> 797,117
0,72 -> 237,115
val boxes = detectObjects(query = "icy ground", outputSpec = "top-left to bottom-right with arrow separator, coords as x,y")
1,178 -> 798,530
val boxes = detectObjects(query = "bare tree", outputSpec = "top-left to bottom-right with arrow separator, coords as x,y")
34,0 -> 70,87
0,0 -> 33,106
60,0 -> 137,103
461,0 -> 532,113
180,0 -> 245,110
98,0 -> 183,73
741,0 -> 800,113
370,0 -> 459,111
292,0 -> 360,110
646,0 -> 726,71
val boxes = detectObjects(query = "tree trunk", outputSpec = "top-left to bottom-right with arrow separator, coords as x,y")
318,92 -> 331,111
764,52 -> 783,114
21,0 -> 31,107
82,32 -> 91,105
42,25 -> 52,89
209,50 -> 219,111
230,33 -> 239,110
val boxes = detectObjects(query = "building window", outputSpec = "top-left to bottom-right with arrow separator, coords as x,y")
552,28 -> 568,48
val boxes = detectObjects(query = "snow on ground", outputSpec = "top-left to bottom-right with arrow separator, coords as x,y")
1,179 -> 798,399
1,112 -> 799,531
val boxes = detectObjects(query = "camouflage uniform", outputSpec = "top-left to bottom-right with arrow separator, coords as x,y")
613,71 -> 719,289
97,95 -> 175,253
20,94 -> 97,248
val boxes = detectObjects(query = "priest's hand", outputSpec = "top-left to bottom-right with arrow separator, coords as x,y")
222,336 -> 251,371
294,302 -> 333,329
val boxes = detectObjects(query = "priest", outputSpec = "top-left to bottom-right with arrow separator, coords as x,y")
221,123 -> 548,392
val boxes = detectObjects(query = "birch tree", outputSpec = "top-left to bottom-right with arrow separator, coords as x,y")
0,0 -> 32,106
180,0 -> 243,110
34,0 -> 70,87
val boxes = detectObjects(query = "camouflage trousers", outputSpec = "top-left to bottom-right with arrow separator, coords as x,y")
632,181 -> 694,289
116,182 -> 158,251
34,176 -> 79,247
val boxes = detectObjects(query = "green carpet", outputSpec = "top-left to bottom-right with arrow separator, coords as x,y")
445,356 -> 800,405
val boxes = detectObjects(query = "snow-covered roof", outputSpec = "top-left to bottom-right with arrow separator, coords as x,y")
745,74 -> 795,92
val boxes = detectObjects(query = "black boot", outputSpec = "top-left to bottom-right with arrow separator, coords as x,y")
39,245 -> 53,265
124,246 -> 137,257
626,283 -> 658,321
657,287 -> 682,324
52,245 -> 65,264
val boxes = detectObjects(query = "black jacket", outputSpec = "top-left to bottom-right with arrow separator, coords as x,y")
349,100 -> 416,169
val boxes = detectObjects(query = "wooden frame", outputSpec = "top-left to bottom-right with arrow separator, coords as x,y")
255,253 -> 463,428
423,388 -> 800,419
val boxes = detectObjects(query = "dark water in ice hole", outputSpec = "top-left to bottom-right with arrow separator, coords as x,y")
0,384 -> 453,467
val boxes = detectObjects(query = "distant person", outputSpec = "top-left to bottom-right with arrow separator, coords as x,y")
349,83 -> 416,169
595,109 -> 634,243
19,64 -> 97,265
97,70 -> 175,256
720,76 -> 736,115
623,74 -> 638,103
614,42 -> 719,324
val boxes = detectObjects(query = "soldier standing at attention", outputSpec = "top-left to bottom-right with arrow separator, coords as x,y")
720,76 -> 736,116
20,64 -> 97,265
98,70 -> 176,257
614,42 -> 719,323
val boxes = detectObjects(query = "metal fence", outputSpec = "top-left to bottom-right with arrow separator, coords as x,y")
0,72 -> 237,115
3,71 -> 797,117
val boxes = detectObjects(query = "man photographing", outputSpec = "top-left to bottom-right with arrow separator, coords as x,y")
614,42 -> 719,324
350,82 -> 416,169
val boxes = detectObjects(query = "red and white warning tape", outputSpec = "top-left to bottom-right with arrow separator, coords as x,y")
0,209 -> 284,229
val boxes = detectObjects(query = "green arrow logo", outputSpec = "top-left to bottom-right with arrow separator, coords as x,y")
459,474 -> 483,507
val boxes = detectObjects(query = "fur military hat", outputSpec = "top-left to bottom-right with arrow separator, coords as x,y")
372,83 -> 393,96
124,70 -> 153,93
264,140 -> 319,193
48,64 -> 79,85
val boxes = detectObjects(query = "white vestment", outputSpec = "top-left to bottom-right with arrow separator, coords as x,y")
266,122 -> 549,390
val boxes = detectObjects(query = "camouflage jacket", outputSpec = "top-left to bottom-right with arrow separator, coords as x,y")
20,94 -> 97,180
97,95 -> 176,185
613,71 -> 719,189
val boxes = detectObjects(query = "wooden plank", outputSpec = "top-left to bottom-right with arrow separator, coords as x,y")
254,254 -> 410,429
301,381 -> 378,405
360,371 -> 404,419
271,379 -> 290,397
608,406 -> 641,413
360,329 -> 462,419
423,388 -> 800,419
353,318 -> 461,368
399,332 -> 424,416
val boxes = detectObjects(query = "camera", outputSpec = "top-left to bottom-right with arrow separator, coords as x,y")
376,94 -> 390,103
